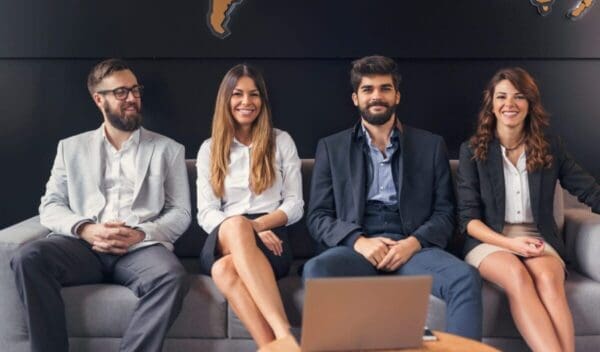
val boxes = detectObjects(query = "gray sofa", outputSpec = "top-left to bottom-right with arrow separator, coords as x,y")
1,159 -> 600,352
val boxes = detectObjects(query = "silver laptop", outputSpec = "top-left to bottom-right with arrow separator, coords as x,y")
301,276 -> 432,352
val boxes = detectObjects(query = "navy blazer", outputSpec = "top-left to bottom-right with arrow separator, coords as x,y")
306,123 -> 455,249
457,136 -> 600,259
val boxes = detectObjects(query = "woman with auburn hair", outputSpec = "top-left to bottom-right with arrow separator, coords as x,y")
457,67 -> 600,352
196,64 -> 303,346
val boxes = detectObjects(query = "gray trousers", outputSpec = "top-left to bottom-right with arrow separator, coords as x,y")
10,235 -> 189,352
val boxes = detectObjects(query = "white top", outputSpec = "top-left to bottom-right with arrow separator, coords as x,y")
98,126 -> 140,224
502,146 -> 534,224
196,128 -> 304,234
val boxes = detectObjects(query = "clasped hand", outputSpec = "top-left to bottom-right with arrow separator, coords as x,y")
509,236 -> 545,257
353,236 -> 421,271
78,221 -> 145,255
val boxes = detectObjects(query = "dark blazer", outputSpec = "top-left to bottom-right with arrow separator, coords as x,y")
306,123 -> 455,249
457,136 -> 600,259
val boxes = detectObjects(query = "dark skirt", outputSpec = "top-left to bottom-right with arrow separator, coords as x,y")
199,214 -> 293,280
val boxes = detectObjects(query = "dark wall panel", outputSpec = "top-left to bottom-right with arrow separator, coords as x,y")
1,1 -> 599,58
1,1 -> 599,228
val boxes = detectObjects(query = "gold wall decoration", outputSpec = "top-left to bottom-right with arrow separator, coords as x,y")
206,1 -> 595,39
207,0 -> 244,38
530,0 -> 595,19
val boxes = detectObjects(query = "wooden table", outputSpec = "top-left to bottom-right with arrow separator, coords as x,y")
258,331 -> 501,352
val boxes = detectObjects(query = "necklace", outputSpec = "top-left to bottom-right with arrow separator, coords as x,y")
501,135 -> 525,157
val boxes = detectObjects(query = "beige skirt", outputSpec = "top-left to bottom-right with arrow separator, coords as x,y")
465,223 -> 565,269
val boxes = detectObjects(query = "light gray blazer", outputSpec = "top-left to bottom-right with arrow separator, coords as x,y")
39,126 -> 192,251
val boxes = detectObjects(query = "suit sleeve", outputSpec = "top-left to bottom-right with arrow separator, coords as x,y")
554,137 -> 600,213
456,141 -> 483,236
410,137 -> 456,248
39,141 -> 93,236
306,139 -> 363,247
136,144 -> 192,243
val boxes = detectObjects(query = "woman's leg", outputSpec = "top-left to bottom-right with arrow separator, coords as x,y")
217,216 -> 291,339
479,251 -> 561,351
211,255 -> 275,347
524,256 -> 574,352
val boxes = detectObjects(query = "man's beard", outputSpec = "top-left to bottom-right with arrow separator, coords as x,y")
359,101 -> 396,126
104,101 -> 142,132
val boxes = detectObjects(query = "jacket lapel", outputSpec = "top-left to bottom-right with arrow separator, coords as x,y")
487,139 -> 506,221
397,126 -> 407,215
132,127 -> 155,202
89,127 -> 104,193
528,168 -> 542,224
349,131 -> 366,222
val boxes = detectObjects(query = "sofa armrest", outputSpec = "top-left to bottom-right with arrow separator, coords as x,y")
564,209 -> 600,282
0,216 -> 49,347
0,216 -> 49,245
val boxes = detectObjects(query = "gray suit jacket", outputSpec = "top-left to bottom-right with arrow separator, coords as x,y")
39,126 -> 192,251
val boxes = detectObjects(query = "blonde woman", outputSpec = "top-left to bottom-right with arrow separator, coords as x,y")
196,64 -> 303,347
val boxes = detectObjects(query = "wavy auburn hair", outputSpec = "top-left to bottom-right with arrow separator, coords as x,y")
470,67 -> 552,171
210,64 -> 276,198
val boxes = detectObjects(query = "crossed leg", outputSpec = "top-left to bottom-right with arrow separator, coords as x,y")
210,216 -> 290,347
479,252 -> 563,352
523,255 -> 574,352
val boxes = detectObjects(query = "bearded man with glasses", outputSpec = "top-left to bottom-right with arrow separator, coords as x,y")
10,58 -> 192,352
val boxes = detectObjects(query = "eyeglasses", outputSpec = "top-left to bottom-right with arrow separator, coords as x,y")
96,85 -> 144,100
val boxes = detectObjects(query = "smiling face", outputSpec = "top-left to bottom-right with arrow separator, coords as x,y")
492,79 -> 529,131
352,74 -> 400,126
229,76 -> 262,129
93,69 -> 143,131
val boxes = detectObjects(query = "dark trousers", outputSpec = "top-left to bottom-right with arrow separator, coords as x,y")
303,204 -> 483,340
10,235 -> 189,352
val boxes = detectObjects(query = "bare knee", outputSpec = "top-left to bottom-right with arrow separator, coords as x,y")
484,259 -> 534,297
218,216 -> 256,252
211,256 -> 239,293
533,268 -> 565,300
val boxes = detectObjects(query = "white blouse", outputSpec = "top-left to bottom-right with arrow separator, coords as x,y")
502,146 -> 534,224
196,128 -> 304,234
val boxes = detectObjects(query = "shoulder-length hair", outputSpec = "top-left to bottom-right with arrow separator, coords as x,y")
470,67 -> 552,171
209,64 -> 276,198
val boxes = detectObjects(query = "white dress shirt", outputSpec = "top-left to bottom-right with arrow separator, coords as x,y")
502,146 -> 534,224
196,128 -> 304,234
97,127 -> 140,224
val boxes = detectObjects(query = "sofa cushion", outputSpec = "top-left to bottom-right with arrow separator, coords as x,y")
62,276 -> 227,338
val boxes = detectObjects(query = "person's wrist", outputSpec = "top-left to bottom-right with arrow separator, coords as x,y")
406,236 -> 422,253
251,219 -> 263,233
134,229 -> 145,242
353,236 -> 367,251
499,233 -> 514,251
78,222 -> 92,236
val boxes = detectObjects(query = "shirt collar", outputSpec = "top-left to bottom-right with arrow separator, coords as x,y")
500,145 -> 527,171
358,120 -> 400,149
232,136 -> 252,148
101,123 -> 141,151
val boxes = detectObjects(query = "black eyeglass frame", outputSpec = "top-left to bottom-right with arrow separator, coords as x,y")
96,85 -> 144,100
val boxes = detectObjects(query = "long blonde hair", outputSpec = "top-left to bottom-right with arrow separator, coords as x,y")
210,64 -> 276,198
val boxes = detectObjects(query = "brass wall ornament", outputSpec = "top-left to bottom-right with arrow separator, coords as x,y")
207,0 -> 244,39
205,0 -> 594,39
530,0 -> 595,19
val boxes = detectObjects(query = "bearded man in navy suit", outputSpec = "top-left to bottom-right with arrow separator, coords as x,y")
303,55 -> 482,340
